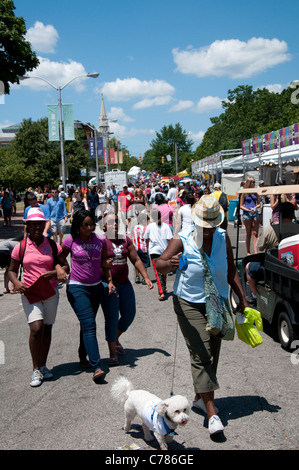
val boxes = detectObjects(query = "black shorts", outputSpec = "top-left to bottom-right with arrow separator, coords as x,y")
137,250 -> 150,268
248,262 -> 265,281
0,250 -> 11,268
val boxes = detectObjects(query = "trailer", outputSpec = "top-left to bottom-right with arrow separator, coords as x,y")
104,170 -> 128,191
231,184 -> 299,350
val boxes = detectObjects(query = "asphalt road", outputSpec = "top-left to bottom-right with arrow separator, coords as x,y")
0,220 -> 298,452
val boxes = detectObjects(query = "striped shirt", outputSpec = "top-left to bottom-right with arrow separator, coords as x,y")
131,224 -> 148,253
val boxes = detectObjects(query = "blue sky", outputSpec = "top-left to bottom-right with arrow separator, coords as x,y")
1,0 -> 299,158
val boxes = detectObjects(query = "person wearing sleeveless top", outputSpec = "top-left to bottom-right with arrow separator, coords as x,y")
239,177 -> 261,255
156,195 -> 248,435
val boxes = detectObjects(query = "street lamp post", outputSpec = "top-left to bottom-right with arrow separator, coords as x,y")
19,72 -> 99,190
75,121 -> 100,185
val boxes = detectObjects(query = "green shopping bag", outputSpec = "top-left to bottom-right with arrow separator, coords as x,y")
235,307 -> 263,348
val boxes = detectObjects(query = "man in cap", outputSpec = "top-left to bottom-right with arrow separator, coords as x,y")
46,188 -> 68,244
211,182 -> 229,230
117,184 -> 133,233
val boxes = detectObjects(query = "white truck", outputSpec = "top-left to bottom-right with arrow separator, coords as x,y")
104,169 -> 128,191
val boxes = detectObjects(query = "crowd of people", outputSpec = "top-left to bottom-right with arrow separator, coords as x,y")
1,176 -> 298,436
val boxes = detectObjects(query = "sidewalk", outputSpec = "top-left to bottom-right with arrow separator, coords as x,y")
0,211 -> 25,243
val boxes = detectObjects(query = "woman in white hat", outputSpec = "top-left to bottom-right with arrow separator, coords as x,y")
8,207 -> 69,387
156,195 -> 248,435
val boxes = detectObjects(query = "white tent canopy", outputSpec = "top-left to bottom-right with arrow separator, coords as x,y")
220,144 -> 299,171
127,166 -> 141,176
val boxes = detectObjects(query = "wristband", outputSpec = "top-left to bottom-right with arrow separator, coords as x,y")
178,254 -> 188,271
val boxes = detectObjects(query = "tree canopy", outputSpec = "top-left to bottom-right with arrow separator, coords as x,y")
0,118 -> 91,189
0,0 -> 39,94
194,84 -> 299,160
142,123 -> 194,175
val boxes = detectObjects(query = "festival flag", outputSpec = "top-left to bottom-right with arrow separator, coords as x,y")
242,139 -> 251,155
264,130 -> 278,152
279,125 -> 293,148
251,136 -> 263,153
293,123 -> 299,145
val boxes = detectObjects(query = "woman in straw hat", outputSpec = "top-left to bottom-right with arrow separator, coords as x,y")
156,195 -> 248,435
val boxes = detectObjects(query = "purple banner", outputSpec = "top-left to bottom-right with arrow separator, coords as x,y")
293,123 -> 299,145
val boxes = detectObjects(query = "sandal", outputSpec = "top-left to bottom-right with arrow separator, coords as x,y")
116,344 -> 125,356
108,356 -> 119,366
158,293 -> 165,301
93,369 -> 106,383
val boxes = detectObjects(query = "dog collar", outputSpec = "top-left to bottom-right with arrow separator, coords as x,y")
150,406 -> 178,436
164,412 -> 178,436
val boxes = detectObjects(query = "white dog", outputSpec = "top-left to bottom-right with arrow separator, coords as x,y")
111,376 -> 190,450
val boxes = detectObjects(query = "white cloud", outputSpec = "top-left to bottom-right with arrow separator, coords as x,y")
109,107 -> 134,123
168,100 -> 194,112
195,96 -> 223,113
133,95 -> 174,109
188,130 -> 205,142
168,96 -> 222,114
108,120 -> 155,140
257,83 -> 284,94
173,37 -> 291,79
19,57 -> 90,91
100,78 -> 175,101
26,21 -> 59,54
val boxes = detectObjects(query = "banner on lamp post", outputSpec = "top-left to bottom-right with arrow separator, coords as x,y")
88,137 -> 95,158
47,105 -> 59,141
63,104 -> 75,140
97,137 -> 104,158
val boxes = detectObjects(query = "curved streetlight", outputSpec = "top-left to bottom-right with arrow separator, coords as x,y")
19,72 -> 99,190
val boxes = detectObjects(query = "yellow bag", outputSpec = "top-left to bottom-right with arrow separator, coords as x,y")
235,307 -> 263,348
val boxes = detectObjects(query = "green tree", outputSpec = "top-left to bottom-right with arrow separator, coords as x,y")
194,84 -> 299,161
0,118 -> 90,189
147,123 -> 193,175
0,0 -> 39,94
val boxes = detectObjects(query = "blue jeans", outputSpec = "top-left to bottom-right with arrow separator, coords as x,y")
66,283 -> 104,371
101,280 -> 136,342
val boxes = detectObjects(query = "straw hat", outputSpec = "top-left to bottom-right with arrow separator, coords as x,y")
191,195 -> 224,228
26,207 -> 46,222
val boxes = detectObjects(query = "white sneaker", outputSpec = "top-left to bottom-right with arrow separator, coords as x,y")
30,369 -> 43,387
208,415 -> 224,434
40,365 -> 53,379
193,398 -> 219,414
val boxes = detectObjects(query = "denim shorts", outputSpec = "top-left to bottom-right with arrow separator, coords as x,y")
242,211 -> 258,221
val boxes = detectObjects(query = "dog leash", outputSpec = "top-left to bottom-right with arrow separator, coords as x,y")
170,315 -> 179,397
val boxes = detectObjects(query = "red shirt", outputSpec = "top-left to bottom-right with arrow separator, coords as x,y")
102,236 -> 133,284
117,191 -> 133,212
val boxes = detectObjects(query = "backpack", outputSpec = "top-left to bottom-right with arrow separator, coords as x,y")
219,192 -> 228,213
18,237 -> 58,280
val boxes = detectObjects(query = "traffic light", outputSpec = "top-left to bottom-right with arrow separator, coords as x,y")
139,155 -> 142,162
162,156 -> 165,164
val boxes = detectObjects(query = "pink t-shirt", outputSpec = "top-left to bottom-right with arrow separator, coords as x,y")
153,203 -> 174,226
11,237 -> 62,288
63,233 -> 106,285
